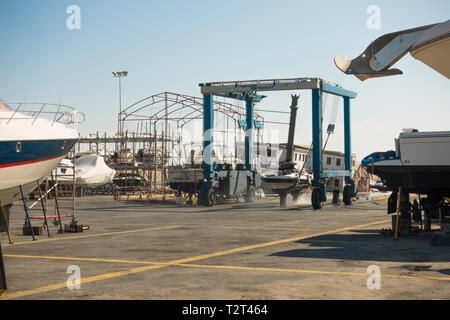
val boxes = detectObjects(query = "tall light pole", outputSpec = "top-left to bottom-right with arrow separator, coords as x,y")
112,71 -> 128,153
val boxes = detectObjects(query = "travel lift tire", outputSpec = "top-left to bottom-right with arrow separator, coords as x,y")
424,211 -> 432,232
245,185 -> 256,203
343,184 -> 352,205
203,188 -> 216,207
311,187 -> 322,210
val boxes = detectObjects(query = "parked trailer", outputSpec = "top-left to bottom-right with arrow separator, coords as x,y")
168,165 -> 261,206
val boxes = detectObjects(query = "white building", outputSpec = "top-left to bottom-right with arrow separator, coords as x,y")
263,143 -> 356,192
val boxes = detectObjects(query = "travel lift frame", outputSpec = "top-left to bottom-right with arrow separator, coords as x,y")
199,77 -> 357,209
195,88 -> 265,206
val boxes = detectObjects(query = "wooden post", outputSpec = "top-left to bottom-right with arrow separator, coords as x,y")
394,187 -> 402,240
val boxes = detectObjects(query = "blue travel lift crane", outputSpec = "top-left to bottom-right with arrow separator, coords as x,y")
199,78 -> 357,209
196,91 -> 265,206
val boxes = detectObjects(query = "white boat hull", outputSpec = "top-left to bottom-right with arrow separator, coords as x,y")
261,174 -> 310,193
0,103 -> 79,206
0,156 -> 65,205
363,131 -> 450,195
262,178 -> 298,191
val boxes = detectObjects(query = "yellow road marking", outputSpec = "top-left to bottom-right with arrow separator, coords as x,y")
177,263 -> 450,282
1,219 -> 390,299
3,264 -> 166,300
168,219 -> 390,265
4,254 -> 160,265
3,225 -> 180,247
182,225 -> 315,231
4,255 -> 450,300
7,254 -> 450,283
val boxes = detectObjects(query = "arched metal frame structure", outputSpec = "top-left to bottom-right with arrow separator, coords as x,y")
121,91 -> 263,128
114,92 -> 264,201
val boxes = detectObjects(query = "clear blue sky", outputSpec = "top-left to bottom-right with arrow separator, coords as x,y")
1,0 -> 449,160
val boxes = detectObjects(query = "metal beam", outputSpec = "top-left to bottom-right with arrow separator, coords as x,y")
322,82 -> 357,99
203,94 -> 214,181
311,89 -> 322,188
201,78 -> 356,99
245,98 -> 253,170
200,78 -> 320,94
322,170 -> 351,178
344,97 -> 353,186
214,92 -> 266,102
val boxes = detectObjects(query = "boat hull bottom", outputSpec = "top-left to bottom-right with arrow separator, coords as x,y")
373,164 -> 450,196
261,177 -> 310,193
0,156 -> 66,206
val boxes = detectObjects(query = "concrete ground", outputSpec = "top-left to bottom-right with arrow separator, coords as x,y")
1,195 -> 450,300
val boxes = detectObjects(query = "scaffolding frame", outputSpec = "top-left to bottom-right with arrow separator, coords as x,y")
78,92 -> 264,201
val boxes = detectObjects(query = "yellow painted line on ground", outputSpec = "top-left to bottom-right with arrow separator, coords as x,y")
182,225 -> 312,232
3,225 -> 180,247
4,253 -> 450,300
2,264 -> 166,300
175,263 -> 450,282
3,254 -> 161,265
167,219 -> 390,265
8,254 -> 450,283
1,219 -> 390,300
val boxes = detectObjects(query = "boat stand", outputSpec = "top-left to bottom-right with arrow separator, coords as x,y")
36,180 -> 51,238
50,173 -> 64,234
20,185 -> 37,241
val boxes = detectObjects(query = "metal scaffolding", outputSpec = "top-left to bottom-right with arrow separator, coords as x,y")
78,92 -> 264,201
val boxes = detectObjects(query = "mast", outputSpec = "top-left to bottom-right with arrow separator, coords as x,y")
285,94 -> 300,163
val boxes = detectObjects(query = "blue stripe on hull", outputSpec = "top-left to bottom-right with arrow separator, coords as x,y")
0,139 -> 78,165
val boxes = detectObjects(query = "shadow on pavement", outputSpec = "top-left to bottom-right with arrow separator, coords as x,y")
270,229 -> 450,263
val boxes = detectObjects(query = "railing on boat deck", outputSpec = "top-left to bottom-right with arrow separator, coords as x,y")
0,102 -> 85,128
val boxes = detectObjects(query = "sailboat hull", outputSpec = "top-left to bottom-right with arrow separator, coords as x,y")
261,175 -> 310,193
